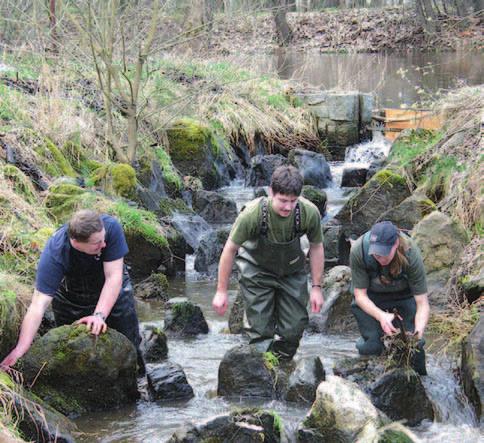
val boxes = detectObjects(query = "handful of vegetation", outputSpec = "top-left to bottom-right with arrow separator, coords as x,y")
382,309 -> 421,371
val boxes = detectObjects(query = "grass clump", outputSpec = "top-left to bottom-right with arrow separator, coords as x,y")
167,118 -> 213,162
110,202 -> 168,248
1,164 -> 36,203
155,147 -> 183,191
263,351 -> 279,371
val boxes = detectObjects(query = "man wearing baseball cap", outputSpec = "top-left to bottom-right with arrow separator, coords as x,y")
349,221 -> 429,375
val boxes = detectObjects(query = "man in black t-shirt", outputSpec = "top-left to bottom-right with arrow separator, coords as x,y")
1,210 -> 142,370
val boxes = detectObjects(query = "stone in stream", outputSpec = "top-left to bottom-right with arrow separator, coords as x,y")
20,325 -> 138,416
370,368 -> 434,426
1,372 -> 77,443
218,344 -> 323,402
297,375 -> 385,443
146,362 -> 194,401
140,325 -> 168,363
461,316 -> 484,421
134,272 -> 169,300
246,154 -> 288,187
168,409 -> 282,442
194,226 -> 231,275
301,185 -> 327,217
192,189 -> 238,223
288,148 -> 332,188
306,265 -> 357,334
285,357 -> 326,404
164,299 -> 209,336
341,166 -> 368,187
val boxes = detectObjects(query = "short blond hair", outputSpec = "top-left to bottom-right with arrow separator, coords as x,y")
68,210 -> 103,242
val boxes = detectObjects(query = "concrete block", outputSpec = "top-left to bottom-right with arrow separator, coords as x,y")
327,92 -> 359,122
359,93 -> 374,125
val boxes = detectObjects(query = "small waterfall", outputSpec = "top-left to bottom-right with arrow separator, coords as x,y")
218,179 -> 256,212
171,213 -> 211,250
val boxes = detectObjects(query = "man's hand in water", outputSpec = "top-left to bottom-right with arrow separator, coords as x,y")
212,291 -> 229,316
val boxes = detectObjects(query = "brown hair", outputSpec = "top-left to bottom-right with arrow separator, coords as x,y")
388,234 -> 410,277
270,165 -> 303,196
68,210 -> 103,242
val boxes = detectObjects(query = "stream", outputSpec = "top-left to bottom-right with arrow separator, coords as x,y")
76,130 -> 482,442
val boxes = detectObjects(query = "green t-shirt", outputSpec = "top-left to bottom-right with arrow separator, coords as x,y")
350,233 -> 428,296
229,196 -> 323,246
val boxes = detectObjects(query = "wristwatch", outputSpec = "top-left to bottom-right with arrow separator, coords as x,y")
93,312 -> 106,322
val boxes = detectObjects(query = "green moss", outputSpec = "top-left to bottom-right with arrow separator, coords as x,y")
155,147 -> 183,190
158,197 -> 192,217
0,371 -> 15,389
111,164 -> 137,198
171,302 -> 196,320
167,118 -> 212,162
111,202 -> 168,248
424,155 -> 464,201
373,169 -> 406,187
2,164 -> 37,203
268,410 -> 283,436
263,352 -> 279,371
151,273 -> 169,291
42,139 -> 77,178
418,198 -> 437,215
378,429 -> 414,443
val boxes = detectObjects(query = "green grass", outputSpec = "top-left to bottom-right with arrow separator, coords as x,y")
111,202 -> 168,248
389,129 -> 443,167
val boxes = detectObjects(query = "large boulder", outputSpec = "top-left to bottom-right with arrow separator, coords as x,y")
168,409 -> 282,443
164,300 -> 209,336
285,357 -> 326,404
167,119 -> 241,190
370,368 -> 434,426
170,213 -> 211,251
134,272 -> 169,301
192,190 -> 238,224
461,317 -> 484,421
307,266 -> 357,334
194,227 -> 231,275
332,169 -> 411,264
341,166 -> 368,187
146,362 -> 194,401
1,372 -> 77,443
297,375 -> 383,443
140,325 -> 168,363
218,344 -> 276,398
288,149 -> 332,188
21,325 -> 138,416
302,185 -> 327,217
378,192 -> 436,231
246,154 -> 287,187
412,211 -> 467,308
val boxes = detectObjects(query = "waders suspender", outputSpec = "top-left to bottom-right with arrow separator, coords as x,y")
260,198 -> 301,238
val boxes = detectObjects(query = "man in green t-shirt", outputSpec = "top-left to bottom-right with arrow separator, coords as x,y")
212,165 -> 324,359
350,221 -> 430,375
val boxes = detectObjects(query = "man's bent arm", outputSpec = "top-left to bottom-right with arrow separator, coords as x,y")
1,290 -> 52,368
95,257 -> 124,318
212,239 -> 240,315
308,242 -> 324,313
76,258 -> 123,335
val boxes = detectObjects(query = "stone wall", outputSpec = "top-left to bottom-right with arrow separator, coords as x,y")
298,90 -> 374,160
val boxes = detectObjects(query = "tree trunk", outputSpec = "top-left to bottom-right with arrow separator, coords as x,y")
49,0 -> 58,53
271,0 -> 293,46
415,0 -> 437,33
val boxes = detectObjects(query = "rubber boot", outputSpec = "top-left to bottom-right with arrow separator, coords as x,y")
356,337 -> 384,356
411,339 -> 427,376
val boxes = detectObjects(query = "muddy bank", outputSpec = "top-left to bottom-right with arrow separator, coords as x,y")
207,8 -> 483,55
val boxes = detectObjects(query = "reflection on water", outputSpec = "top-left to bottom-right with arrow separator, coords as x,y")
232,50 -> 484,107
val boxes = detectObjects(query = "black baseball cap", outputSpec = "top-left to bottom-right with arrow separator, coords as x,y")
368,221 -> 399,256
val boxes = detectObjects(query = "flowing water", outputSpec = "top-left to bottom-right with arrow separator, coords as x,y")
76,131 -> 482,442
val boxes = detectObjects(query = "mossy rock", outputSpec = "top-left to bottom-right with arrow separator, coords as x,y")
164,301 -> 209,336
44,183 -> 103,223
91,163 -> 137,199
302,186 -> 327,216
35,138 -> 77,178
21,325 -> 138,416
167,118 -> 213,163
1,164 -> 37,203
111,163 -> 137,198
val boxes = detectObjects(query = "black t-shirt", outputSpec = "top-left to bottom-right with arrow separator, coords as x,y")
35,215 -> 129,296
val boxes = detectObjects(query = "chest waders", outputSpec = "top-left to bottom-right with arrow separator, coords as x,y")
236,198 -> 309,359
351,232 -> 426,375
52,247 -> 142,358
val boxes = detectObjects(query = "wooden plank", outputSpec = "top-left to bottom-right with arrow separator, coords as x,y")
383,108 -> 444,141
